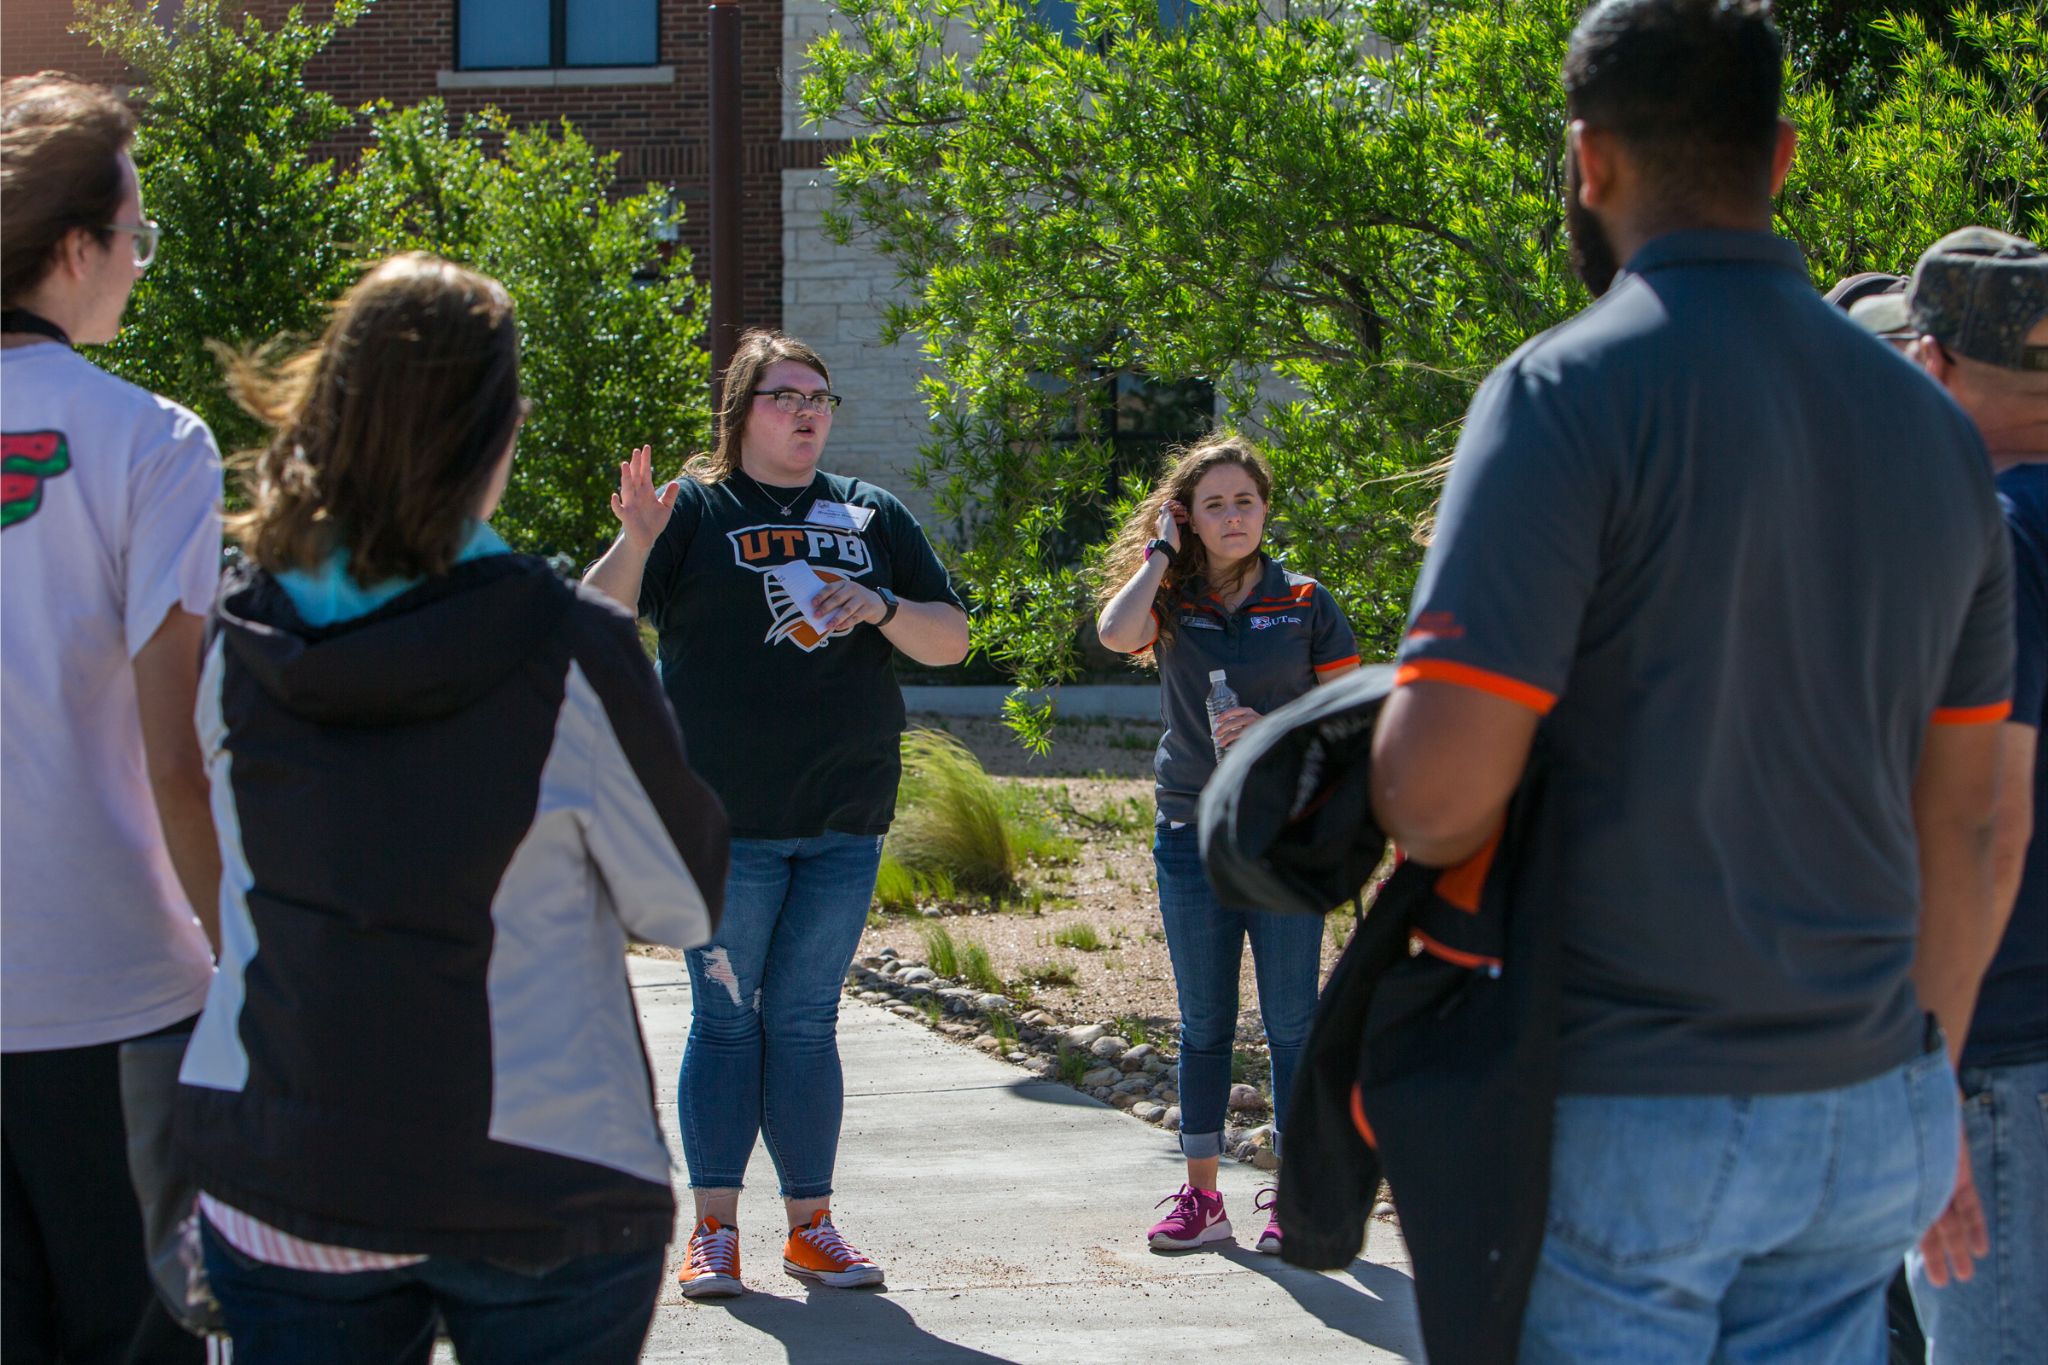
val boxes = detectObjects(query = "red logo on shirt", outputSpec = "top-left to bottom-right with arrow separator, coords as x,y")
725,522 -> 874,654
1,431 -> 71,530
1406,610 -> 1465,642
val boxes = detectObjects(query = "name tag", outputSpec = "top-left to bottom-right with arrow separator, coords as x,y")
806,500 -> 875,532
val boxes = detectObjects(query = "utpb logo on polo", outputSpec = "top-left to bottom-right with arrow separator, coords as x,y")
727,523 -> 873,652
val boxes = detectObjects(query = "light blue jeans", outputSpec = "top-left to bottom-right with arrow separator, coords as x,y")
1907,1056 -> 2048,1365
1519,1042 -> 1960,1364
1153,822 -> 1323,1160
679,831 -> 884,1200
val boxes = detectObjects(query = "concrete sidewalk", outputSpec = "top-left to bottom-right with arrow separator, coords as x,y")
627,956 -> 1424,1363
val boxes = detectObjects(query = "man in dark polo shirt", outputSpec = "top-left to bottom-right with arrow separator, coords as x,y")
1368,0 -> 2015,1359
1862,229 -> 2048,1365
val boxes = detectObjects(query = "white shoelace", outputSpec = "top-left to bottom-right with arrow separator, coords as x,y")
689,1224 -> 738,1276
798,1217 -> 871,1265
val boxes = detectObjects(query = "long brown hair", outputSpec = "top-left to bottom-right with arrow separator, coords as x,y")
1094,432 -> 1275,654
1,74 -> 134,307
683,328 -> 832,482
225,253 -> 522,583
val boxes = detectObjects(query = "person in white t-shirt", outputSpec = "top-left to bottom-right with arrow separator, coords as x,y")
2,73 -> 219,1365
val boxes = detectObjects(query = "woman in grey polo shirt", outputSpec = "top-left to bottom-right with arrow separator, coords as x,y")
1095,433 -> 1360,1255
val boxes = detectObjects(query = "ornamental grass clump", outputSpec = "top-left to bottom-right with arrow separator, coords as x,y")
890,729 -> 1017,897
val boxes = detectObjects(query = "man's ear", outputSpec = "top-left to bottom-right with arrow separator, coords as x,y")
1767,117 -> 1797,195
1908,335 -> 1953,385
1571,121 -> 1619,211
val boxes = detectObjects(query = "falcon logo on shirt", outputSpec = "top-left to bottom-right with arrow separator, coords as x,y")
1249,614 -> 1301,630
727,523 -> 875,653
1,431 -> 70,530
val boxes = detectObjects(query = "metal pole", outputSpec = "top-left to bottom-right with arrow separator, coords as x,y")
708,3 -> 744,407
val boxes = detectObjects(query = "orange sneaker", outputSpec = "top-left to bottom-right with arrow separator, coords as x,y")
677,1216 -> 742,1298
781,1211 -> 885,1288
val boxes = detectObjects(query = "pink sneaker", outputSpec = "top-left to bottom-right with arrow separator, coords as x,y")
1147,1184 -> 1232,1250
1254,1186 -> 1282,1254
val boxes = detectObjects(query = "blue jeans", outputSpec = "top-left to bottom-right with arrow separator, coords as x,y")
1519,1043 -> 1960,1364
200,1221 -> 662,1365
1153,821 -> 1324,1160
680,831 -> 884,1198
1907,1056 -> 2048,1365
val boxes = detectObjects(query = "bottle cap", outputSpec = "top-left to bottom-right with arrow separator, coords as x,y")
1209,670 -> 1227,683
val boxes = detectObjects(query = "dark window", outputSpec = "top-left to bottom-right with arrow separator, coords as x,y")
457,0 -> 659,70
1041,369 -> 1215,564
1029,0 -> 1193,43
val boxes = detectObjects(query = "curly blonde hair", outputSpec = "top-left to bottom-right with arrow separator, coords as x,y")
1094,432 -> 1274,655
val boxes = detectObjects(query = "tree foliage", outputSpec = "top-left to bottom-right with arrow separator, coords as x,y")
345,103 -> 711,565
73,0 -> 367,456
803,0 -> 2046,746
67,2 -> 710,564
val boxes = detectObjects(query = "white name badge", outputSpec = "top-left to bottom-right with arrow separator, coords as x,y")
805,500 -> 875,532
766,560 -> 836,632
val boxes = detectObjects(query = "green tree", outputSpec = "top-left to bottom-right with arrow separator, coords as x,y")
344,102 -> 711,563
803,0 -> 2045,746
72,0 -> 369,455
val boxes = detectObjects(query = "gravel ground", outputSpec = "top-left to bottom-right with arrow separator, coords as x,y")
854,714 -> 1350,1071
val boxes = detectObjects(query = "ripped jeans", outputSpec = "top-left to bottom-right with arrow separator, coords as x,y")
679,832 -> 884,1199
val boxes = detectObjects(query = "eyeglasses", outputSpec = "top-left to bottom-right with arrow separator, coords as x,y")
104,219 -> 161,270
752,389 -> 842,415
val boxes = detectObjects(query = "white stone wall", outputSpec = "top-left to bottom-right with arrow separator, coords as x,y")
781,167 -> 942,521
783,0 -> 943,522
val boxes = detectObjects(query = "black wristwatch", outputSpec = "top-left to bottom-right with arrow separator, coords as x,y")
1146,538 -> 1180,566
875,587 -> 900,627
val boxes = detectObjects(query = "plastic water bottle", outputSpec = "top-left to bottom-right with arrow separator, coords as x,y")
1206,669 -> 1239,762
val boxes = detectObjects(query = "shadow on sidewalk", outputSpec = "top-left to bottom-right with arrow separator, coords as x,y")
1218,1245 -> 1425,1361
714,1286 -> 1018,1364
999,1079 -> 1107,1108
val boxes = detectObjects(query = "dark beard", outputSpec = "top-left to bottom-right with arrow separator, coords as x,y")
1566,146 -> 1621,299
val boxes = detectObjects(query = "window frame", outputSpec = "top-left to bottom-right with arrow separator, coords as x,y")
454,0 -> 662,73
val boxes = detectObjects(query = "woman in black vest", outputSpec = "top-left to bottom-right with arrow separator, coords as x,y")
586,329 -> 969,1298
1095,433 -> 1359,1256
177,253 -> 729,1363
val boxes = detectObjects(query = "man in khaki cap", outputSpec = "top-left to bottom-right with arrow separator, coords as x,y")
1860,227 -> 2048,1365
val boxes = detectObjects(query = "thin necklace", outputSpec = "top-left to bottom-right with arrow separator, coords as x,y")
737,468 -> 816,519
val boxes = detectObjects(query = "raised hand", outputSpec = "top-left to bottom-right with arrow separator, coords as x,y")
610,445 -> 678,549
1155,499 -> 1186,553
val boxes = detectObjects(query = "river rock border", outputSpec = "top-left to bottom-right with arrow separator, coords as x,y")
846,946 -> 1278,1169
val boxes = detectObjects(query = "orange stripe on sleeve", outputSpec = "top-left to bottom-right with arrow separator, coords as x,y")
1931,700 -> 2013,725
1395,660 -> 1558,715
1313,654 -> 1362,673
1350,1083 -> 1377,1150
1433,824 -> 1500,913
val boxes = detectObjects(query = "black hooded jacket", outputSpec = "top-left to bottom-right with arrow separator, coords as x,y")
175,554 -> 727,1262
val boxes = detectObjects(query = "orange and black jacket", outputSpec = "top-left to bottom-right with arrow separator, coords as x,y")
1278,753 -> 1558,1365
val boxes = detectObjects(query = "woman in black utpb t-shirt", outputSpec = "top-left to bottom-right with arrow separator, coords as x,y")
586,329 -> 968,1296
1095,433 -> 1359,1256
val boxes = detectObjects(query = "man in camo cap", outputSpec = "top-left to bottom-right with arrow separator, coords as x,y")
1861,228 -> 2048,1365
1853,226 -> 2048,380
